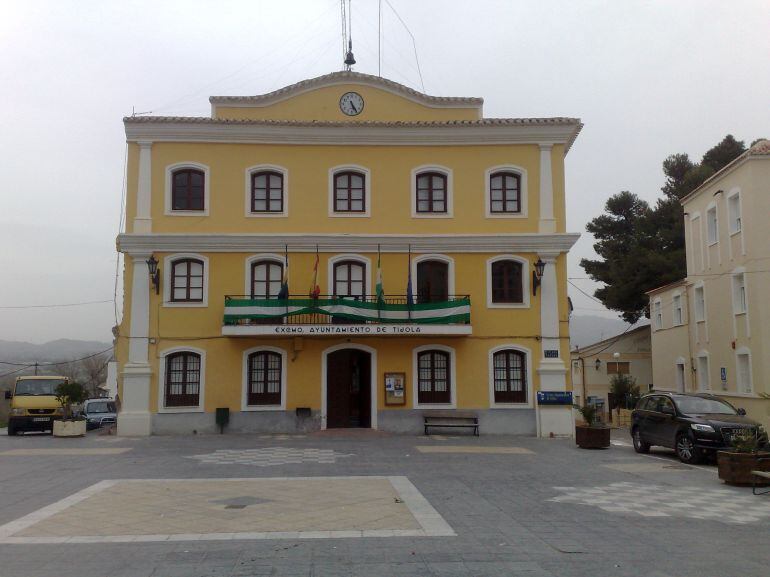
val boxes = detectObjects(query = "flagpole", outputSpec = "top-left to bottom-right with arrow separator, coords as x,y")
376,244 -> 382,320
406,243 -> 413,321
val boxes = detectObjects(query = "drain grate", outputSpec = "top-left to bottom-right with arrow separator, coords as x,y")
211,496 -> 269,509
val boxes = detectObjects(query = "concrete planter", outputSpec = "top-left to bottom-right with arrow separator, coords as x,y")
53,419 -> 86,438
575,425 -> 611,449
717,451 -> 770,486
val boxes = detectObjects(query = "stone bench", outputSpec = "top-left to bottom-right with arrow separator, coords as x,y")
423,411 -> 479,436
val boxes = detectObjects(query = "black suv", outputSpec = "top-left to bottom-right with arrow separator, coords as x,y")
630,392 -> 766,464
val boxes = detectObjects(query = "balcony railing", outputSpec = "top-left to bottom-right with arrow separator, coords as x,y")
223,294 -> 471,326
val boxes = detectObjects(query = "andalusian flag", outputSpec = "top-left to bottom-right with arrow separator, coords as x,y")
309,246 -> 320,299
375,245 -> 384,306
277,246 -> 289,299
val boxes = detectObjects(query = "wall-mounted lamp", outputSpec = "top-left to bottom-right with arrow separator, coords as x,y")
146,255 -> 160,295
532,258 -> 546,296
713,189 -> 724,196
594,358 -> 601,371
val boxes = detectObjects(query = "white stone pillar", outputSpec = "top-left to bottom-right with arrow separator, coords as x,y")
536,253 -> 571,437
133,141 -> 153,234
538,144 -> 556,233
118,254 -> 152,436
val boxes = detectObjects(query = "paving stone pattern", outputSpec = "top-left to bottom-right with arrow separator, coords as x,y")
187,447 -> 354,466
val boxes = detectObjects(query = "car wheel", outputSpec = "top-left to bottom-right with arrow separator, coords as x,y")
7,423 -> 16,436
675,433 -> 702,464
632,427 -> 650,453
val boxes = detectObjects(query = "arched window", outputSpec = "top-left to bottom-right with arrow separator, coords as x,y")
250,260 -> 283,298
333,260 -> 366,298
415,172 -> 447,214
247,351 -> 282,406
492,349 -> 527,403
251,171 -> 284,213
170,258 -> 204,302
334,171 -> 366,213
417,350 -> 451,404
417,260 -> 449,303
171,168 -> 205,211
489,171 -> 521,214
491,260 -> 523,303
164,352 -> 201,407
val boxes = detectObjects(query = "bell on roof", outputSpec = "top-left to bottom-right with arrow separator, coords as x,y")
344,39 -> 356,69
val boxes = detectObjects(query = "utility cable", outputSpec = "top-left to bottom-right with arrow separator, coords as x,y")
0,299 -> 113,310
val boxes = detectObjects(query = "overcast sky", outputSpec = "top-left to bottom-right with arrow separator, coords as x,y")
1,0 -> 769,344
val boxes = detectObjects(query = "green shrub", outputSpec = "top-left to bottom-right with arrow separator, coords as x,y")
55,381 -> 87,421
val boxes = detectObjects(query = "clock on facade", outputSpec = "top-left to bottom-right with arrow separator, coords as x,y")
339,92 -> 364,116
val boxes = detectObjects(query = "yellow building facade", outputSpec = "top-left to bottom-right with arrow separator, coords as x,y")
115,72 -> 582,436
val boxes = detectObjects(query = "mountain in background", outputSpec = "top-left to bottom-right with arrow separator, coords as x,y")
569,315 -> 633,350
0,339 -> 112,363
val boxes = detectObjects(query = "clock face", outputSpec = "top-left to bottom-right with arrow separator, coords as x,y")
339,92 -> 364,116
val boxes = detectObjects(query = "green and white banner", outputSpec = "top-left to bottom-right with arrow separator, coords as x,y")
224,297 -> 470,325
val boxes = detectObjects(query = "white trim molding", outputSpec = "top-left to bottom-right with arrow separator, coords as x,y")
243,253 -> 285,296
727,187 -> 742,235
244,164 -> 289,218
320,343 -> 378,430
134,141 -> 153,233
412,344 -> 457,409
411,254 -> 455,301
410,165 -> 453,218
696,351 -> 710,391
164,161 -> 211,217
328,164 -> 371,218
484,164 -> 528,219
488,344 -> 534,408
486,255 -> 531,309
671,291 -> 684,326
157,346 -> 206,413
652,298 -> 662,330
735,347 -> 753,394
241,346 -> 287,411
675,357 -> 687,393
327,254 -> 372,296
162,253 -> 209,308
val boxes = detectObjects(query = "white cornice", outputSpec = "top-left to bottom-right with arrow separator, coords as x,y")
123,121 -> 582,153
117,233 -> 580,255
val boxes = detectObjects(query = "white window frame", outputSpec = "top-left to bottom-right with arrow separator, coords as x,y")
241,346 -> 287,411
412,344 -> 457,409
328,164 -> 371,218
675,357 -> 686,393
696,352 -> 710,391
672,292 -> 683,326
486,255 -> 531,309
411,254 -> 455,302
727,188 -> 742,235
163,253 -> 209,308
244,254 -> 285,297
706,203 -> 718,246
735,347 -> 753,394
484,165 -> 528,219
411,165 -> 453,218
731,269 -> 747,315
327,254 -> 371,296
244,164 -> 288,218
488,344 -> 533,408
157,346 -> 206,413
164,161 -> 210,216
653,298 -> 662,330
693,283 -> 705,322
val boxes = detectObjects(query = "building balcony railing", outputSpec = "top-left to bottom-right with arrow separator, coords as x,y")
222,294 -> 472,336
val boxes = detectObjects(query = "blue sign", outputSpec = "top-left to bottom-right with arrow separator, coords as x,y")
720,367 -> 727,383
537,391 -> 573,406
544,349 -> 560,359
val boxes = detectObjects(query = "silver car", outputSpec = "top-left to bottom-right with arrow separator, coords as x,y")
82,399 -> 117,430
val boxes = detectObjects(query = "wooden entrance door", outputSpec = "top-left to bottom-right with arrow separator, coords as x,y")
326,349 -> 371,428
417,260 -> 448,303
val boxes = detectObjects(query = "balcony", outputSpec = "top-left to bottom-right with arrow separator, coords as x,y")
222,294 -> 472,336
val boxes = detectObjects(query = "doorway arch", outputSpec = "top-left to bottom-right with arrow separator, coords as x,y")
321,343 -> 378,430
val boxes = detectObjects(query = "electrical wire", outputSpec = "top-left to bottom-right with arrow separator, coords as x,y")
0,299 -> 113,310
0,365 -> 33,379
113,142 -> 128,328
383,0 -> 425,92
0,347 -> 114,368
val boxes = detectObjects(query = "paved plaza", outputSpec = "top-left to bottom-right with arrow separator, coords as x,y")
0,428 -> 768,576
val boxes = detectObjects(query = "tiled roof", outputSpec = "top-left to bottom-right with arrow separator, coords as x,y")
209,71 -> 483,106
749,138 -> 770,155
123,116 -> 580,127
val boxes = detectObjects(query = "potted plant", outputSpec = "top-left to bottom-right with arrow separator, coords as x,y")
717,427 -> 770,486
53,381 -> 87,437
574,403 -> 611,449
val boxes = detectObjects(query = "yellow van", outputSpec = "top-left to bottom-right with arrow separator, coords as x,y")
4,376 -> 67,435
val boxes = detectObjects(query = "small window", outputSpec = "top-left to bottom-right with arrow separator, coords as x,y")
489,171 -> 521,213
493,350 -> 527,403
251,171 -> 283,213
172,168 -> 205,211
606,362 -> 630,375
417,350 -> 451,404
697,356 -> 709,390
706,207 -> 718,244
673,294 -> 683,325
737,352 -> 752,393
164,352 -> 201,407
694,286 -> 705,322
247,351 -> 282,406
334,171 -> 366,213
653,300 -> 662,329
171,258 -> 204,302
728,193 -> 741,234
491,260 -> 523,303
415,172 -> 447,214
732,273 -> 746,314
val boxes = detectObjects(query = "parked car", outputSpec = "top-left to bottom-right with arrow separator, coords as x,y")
82,399 -> 117,430
630,392 -> 767,464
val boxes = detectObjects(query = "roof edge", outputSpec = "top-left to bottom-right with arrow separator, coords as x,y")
645,278 -> 687,296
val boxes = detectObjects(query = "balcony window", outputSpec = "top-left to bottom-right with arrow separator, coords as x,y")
170,258 -> 204,302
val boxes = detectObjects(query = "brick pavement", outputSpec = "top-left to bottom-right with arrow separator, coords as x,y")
0,428 -> 768,576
